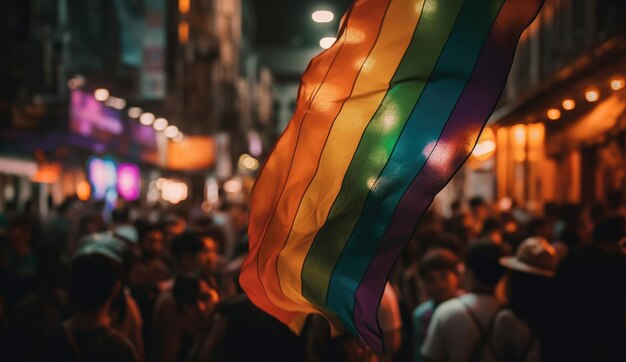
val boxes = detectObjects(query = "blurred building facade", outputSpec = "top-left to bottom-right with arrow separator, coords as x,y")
441,0 -> 626,214
0,0 -> 272,216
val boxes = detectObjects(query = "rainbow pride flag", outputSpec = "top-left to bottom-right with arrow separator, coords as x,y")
240,0 -> 544,352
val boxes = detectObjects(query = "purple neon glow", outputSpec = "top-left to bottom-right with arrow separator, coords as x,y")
70,90 -> 123,137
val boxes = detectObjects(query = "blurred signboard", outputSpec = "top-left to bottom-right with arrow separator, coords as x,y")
88,158 -> 142,201
130,122 -> 159,164
114,0 -> 144,67
141,0 -> 166,99
166,136 -> 215,171
70,90 -> 123,138
88,157 -> 118,200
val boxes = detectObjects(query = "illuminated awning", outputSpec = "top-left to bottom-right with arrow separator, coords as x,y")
546,92 -> 626,155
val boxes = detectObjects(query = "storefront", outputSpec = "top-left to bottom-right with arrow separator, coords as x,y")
491,35 -> 626,208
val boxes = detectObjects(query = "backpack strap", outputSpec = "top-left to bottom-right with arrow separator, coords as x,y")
62,321 -> 83,361
461,299 -> 505,362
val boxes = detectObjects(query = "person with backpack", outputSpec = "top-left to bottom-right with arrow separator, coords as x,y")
421,243 -> 508,362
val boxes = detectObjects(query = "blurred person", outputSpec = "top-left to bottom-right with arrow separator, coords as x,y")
152,232 -> 221,359
0,209 -> 8,237
197,290 -> 305,362
542,244 -> 626,362
46,197 -> 75,250
421,243 -> 508,362
153,273 -> 218,362
299,295 -> 402,362
509,199 -> 532,225
554,204 -> 591,245
128,223 -> 171,362
73,213 -> 106,253
588,201 -> 607,226
494,237 -> 558,362
450,200 -> 464,219
468,196 -> 490,239
166,232 -> 220,289
500,212 -> 526,251
112,206 -> 140,255
191,215 -> 214,235
162,213 -> 187,245
474,217 -> 503,245
605,189 -> 626,219
3,242 -> 68,361
129,224 -> 171,287
526,218 -> 551,242
413,248 -> 462,362
398,228 -> 460,312
199,227 -> 228,295
377,282 -> 404,361
39,253 -> 139,362
552,227 -> 582,261
78,232 -> 145,359
221,201 -> 249,259
592,215 -> 625,250
542,203 -> 560,241
1,216 -> 38,312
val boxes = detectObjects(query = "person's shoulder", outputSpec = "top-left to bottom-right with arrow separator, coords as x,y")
413,300 -> 434,318
493,308 -> 518,327
429,297 -> 465,324
435,297 -> 465,315
493,308 -> 529,334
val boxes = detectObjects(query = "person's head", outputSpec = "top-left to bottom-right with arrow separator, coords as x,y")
192,215 -> 215,234
480,217 -> 503,244
171,232 -> 217,276
139,223 -> 165,259
450,200 -> 463,216
163,214 -> 187,241
464,243 -> 507,293
172,273 -> 218,329
198,233 -> 220,275
7,217 -> 33,255
592,216 -> 625,246
589,202 -> 606,225
469,196 -> 489,217
418,248 -> 460,303
222,201 -> 248,234
499,237 -> 557,329
559,227 -> 582,250
560,203 -> 583,224
70,254 -> 123,311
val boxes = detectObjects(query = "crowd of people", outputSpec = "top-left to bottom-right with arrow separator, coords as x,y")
0,193 -> 624,361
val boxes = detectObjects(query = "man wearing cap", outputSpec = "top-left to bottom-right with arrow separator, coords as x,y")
493,237 -> 558,362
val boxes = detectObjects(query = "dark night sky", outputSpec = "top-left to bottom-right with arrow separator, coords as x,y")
253,0 -> 353,47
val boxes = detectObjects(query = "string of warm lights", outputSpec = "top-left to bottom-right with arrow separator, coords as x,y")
544,76 -> 625,122
67,75 -> 185,142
